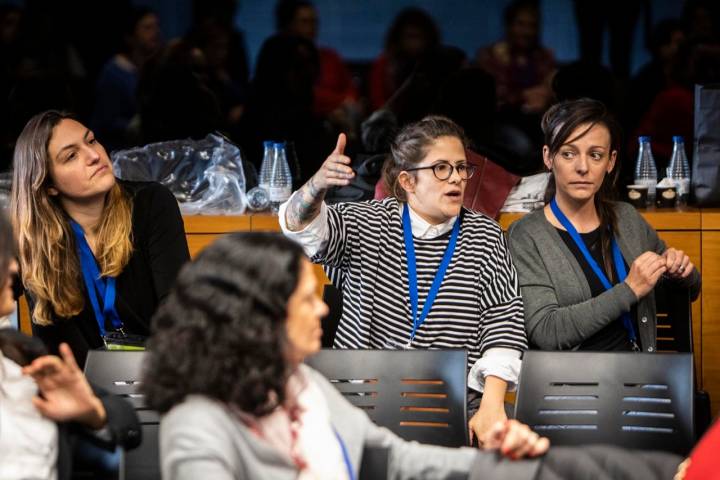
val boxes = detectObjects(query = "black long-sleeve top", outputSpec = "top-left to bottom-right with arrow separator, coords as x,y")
30,180 -> 190,366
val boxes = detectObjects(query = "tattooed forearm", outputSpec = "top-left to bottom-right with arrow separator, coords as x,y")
285,176 -> 326,231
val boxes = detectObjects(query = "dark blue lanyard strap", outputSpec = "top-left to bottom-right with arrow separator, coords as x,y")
550,198 -> 639,349
333,428 -> 356,480
70,220 -> 122,336
402,205 -> 461,342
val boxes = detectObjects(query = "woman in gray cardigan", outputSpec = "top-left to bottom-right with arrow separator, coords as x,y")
508,99 -> 700,352
141,232 -> 549,480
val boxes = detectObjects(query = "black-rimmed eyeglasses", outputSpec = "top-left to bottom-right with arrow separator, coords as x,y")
404,163 -> 476,181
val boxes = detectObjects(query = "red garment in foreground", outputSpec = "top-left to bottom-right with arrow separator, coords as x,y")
685,420 -> 720,480
374,150 -> 520,219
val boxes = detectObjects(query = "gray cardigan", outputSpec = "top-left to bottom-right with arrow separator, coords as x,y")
160,365 -> 540,480
507,202 -> 701,352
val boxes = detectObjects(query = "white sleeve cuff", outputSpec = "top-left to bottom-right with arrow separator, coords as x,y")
278,192 -> 330,258
467,348 -> 522,393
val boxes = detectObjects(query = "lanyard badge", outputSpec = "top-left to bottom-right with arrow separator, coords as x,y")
550,198 -> 640,351
70,220 -> 123,337
402,205 -> 461,344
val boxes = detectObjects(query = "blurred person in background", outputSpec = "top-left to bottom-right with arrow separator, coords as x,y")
369,7 -> 440,111
186,0 -> 250,134
476,0 -> 554,172
238,33 -> 334,186
476,0 -> 555,118
276,0 -> 360,137
91,6 -> 162,152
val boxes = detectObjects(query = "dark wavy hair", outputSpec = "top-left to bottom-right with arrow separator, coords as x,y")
142,232 -> 305,415
542,98 -> 621,280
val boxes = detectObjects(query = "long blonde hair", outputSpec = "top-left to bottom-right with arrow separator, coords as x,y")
11,111 -> 134,326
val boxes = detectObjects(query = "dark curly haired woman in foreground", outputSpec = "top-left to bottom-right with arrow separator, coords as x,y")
141,232 -> 552,479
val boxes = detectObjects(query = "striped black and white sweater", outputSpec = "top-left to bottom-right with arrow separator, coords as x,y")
282,197 -> 528,385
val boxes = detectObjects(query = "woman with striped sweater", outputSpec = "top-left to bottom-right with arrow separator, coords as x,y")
280,116 -> 527,445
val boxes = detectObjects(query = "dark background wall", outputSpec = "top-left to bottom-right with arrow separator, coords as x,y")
136,0 -> 683,74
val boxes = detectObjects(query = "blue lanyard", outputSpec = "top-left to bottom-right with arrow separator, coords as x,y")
550,198 -> 640,350
70,220 -> 123,336
333,428 -> 356,480
402,205 -> 461,343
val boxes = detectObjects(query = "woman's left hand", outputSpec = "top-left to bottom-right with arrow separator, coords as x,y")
22,343 -> 107,429
663,248 -> 694,279
469,405 -> 507,446
482,419 -> 550,459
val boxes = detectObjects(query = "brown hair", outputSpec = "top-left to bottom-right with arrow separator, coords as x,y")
542,98 -> 622,280
10,110 -> 133,326
382,115 -> 468,202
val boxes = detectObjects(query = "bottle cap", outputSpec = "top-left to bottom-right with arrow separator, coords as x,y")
672,135 -> 684,143
638,136 -> 651,143
273,141 -> 286,148
263,141 -> 274,148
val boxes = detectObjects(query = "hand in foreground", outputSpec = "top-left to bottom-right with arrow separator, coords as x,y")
662,248 -> 694,279
469,404 -> 507,447
674,458 -> 690,480
624,251 -> 667,299
482,419 -> 550,460
23,343 -> 107,429
311,133 -> 354,190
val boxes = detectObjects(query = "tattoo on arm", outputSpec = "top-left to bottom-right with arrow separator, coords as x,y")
286,177 -> 326,231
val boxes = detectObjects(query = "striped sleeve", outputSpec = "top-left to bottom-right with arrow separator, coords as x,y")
311,204 -> 351,270
477,229 -> 528,355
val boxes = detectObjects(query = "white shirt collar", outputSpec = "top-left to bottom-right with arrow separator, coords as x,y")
403,204 -> 458,239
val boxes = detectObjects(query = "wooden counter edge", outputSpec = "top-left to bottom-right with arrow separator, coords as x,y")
183,215 -> 251,233
182,208 -> 703,234
498,208 -> 701,231
702,209 -> 720,230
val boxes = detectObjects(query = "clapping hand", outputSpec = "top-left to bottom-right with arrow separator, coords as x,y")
482,419 -> 550,459
662,248 -> 694,280
624,251 -> 667,299
23,343 -> 107,430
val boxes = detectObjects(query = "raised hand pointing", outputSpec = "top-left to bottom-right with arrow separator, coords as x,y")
312,133 -> 354,190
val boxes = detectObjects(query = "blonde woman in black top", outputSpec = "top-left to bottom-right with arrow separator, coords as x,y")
11,111 -> 190,365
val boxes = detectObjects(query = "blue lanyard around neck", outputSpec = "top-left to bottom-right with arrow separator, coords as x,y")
402,204 -> 461,343
70,220 -> 122,336
333,428 -> 356,480
550,198 -> 640,351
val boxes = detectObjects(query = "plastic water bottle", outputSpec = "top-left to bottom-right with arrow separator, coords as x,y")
258,141 -> 274,191
667,136 -> 691,206
634,136 -> 658,206
269,142 -> 292,213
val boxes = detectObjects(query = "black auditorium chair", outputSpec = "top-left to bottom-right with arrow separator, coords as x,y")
84,351 -> 159,480
654,283 -> 692,353
514,351 -> 695,455
306,348 -> 468,447
654,283 -> 711,438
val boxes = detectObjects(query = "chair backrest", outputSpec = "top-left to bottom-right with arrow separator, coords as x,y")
514,351 -> 694,455
654,284 -> 693,353
306,349 -> 468,447
84,351 -> 159,480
